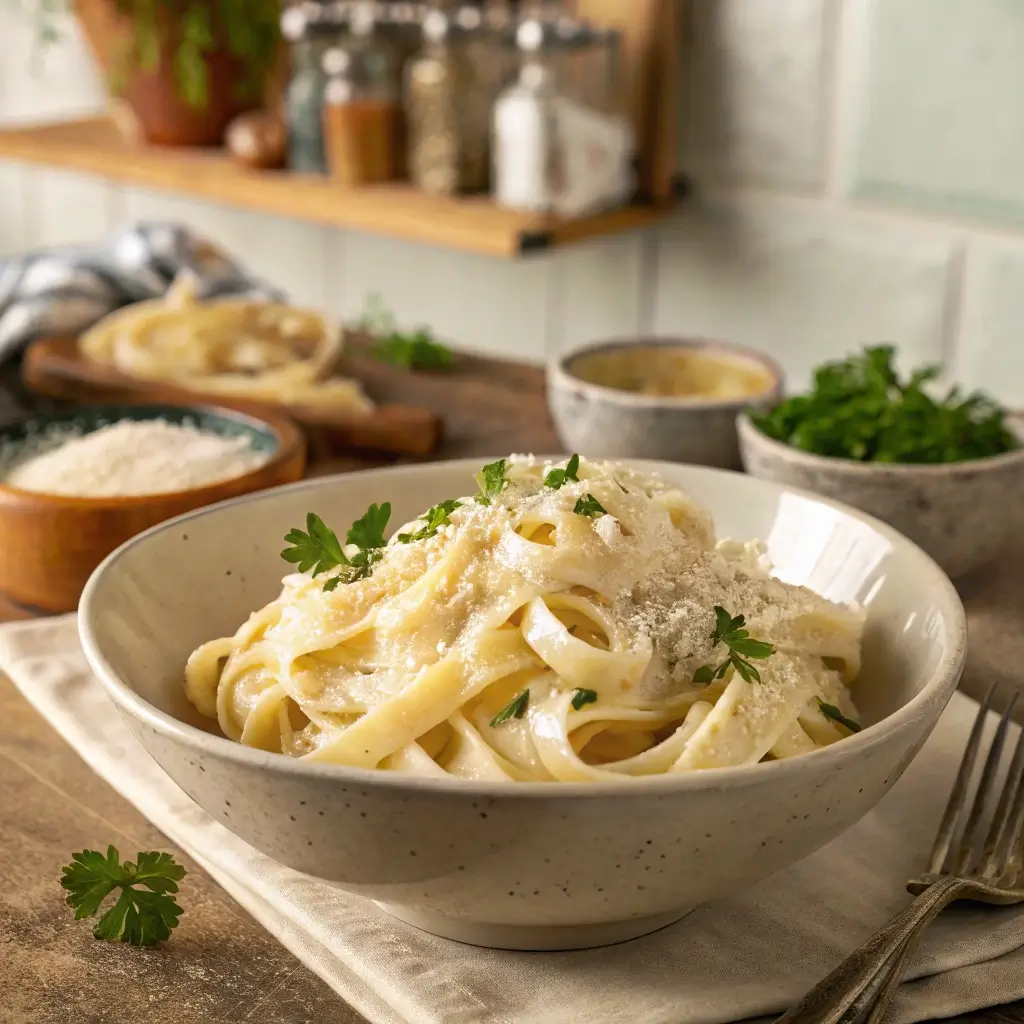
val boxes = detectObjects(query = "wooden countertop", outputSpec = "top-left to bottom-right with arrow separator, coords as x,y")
0,353 -> 1022,1023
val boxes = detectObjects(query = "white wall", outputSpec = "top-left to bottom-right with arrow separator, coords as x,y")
2,1 -> 1024,403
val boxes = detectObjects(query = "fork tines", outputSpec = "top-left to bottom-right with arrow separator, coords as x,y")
927,683 -> 1024,882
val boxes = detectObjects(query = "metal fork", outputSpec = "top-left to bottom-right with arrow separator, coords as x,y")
777,683 -> 1024,1024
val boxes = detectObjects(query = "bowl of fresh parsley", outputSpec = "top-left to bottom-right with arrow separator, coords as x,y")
738,346 -> 1023,578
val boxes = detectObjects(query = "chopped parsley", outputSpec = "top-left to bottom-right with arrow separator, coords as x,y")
475,458 -> 509,505
490,689 -> 529,727
818,700 -> 862,734
398,500 -> 461,543
544,454 -> 580,489
751,345 -> 1017,463
360,293 -> 454,371
60,846 -> 186,947
573,493 -> 607,518
571,688 -> 598,710
282,504 -> 391,589
693,606 -> 776,685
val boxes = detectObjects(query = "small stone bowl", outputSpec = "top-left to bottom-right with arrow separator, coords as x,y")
737,411 -> 1024,580
547,338 -> 783,469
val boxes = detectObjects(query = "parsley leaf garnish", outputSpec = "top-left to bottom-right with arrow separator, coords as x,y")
282,513 -> 347,576
490,689 -> 529,727
398,500 -> 461,542
60,846 -> 185,947
573,493 -> 607,518
361,293 -> 454,371
751,345 -> 1017,464
544,454 -> 580,489
818,700 -> 862,734
693,606 -> 776,685
475,458 -> 509,505
283,504 -> 392,589
571,688 -> 598,710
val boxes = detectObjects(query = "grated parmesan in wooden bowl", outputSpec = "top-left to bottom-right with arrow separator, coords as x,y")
0,403 -> 306,612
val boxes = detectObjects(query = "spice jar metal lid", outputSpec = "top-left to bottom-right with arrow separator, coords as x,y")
323,46 -> 355,78
422,8 -> 453,43
280,5 -> 309,42
516,18 -> 548,53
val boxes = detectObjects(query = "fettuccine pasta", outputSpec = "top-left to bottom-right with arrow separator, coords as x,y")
185,456 -> 866,781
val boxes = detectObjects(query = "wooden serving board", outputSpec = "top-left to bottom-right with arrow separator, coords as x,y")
22,335 -> 444,458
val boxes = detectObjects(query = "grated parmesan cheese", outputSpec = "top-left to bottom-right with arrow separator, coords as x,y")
3,419 -> 269,497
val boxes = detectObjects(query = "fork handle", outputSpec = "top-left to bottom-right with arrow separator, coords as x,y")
774,877 -> 966,1023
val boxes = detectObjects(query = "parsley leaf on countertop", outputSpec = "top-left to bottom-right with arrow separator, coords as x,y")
360,293 -> 454,371
60,846 -> 185,947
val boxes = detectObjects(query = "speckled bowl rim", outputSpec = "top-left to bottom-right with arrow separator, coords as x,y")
737,410 -> 1024,477
0,402 -> 304,508
548,338 -> 785,410
79,457 -> 966,800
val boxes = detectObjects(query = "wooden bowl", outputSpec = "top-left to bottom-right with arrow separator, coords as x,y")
0,403 -> 307,613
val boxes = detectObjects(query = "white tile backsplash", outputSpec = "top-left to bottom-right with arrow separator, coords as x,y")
844,0 -> 1024,226
551,234 -> 649,354
0,161 -> 27,256
0,8 -> 106,125
121,188 -> 334,311
335,232 -> 553,361
652,196 -> 954,390
28,170 -> 116,249
682,0 -> 833,191
954,242 -> 1024,408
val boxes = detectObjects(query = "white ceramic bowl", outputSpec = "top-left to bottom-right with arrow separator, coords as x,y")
737,412 -> 1024,580
547,338 -> 783,469
79,459 -> 966,951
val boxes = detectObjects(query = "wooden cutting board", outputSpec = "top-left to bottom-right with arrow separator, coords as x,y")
21,335 -> 444,457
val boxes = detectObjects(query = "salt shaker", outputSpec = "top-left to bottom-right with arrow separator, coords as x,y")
492,19 -> 559,212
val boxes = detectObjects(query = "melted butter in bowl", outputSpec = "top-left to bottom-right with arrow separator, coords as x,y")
569,344 -> 777,402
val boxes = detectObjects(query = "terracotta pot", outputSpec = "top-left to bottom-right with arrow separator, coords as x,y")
73,0 -> 271,147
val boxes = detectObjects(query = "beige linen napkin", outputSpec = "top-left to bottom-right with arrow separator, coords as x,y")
3,615 -> 1024,1024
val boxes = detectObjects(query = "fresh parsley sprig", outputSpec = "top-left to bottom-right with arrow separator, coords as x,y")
818,699 -> 862,734
573,494 -> 607,518
475,458 -> 509,505
490,689 -> 529,727
60,846 -> 186,947
282,504 -> 392,590
361,293 -> 454,371
693,606 -> 776,685
544,454 -> 580,489
751,346 -> 1017,464
398,500 -> 461,543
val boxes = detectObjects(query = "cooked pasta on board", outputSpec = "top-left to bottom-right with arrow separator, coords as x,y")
185,455 -> 865,782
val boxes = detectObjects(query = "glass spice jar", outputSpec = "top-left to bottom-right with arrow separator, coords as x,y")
405,9 -> 479,195
282,4 -> 340,175
321,41 -> 400,187
492,18 -> 559,212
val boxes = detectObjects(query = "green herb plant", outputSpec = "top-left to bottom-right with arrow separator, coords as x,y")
60,846 -> 186,947
360,293 -> 454,371
693,606 -> 776,685
282,505 -> 391,590
12,0 -> 280,110
751,346 -> 1017,463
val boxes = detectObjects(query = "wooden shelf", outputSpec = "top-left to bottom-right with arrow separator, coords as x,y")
0,116 -> 676,258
